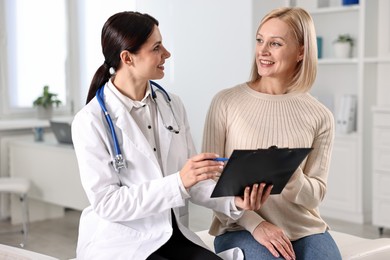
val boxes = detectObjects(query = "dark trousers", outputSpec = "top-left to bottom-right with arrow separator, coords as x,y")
146,211 -> 222,260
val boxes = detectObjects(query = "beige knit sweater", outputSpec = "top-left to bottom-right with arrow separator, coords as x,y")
202,83 -> 335,241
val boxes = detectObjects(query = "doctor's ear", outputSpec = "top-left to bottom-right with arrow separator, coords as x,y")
120,50 -> 133,65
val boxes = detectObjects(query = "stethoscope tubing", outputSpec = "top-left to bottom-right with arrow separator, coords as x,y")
95,80 -> 175,173
96,87 -> 122,157
150,80 -> 171,102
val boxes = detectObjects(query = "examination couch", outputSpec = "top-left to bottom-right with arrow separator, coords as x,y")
1,230 -> 390,259
195,229 -> 390,260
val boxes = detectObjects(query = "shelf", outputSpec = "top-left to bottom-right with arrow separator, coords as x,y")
335,132 -> 359,141
0,116 -> 73,131
372,106 -> 390,113
364,57 -> 390,64
0,119 -> 49,131
310,5 -> 360,15
318,58 -> 358,65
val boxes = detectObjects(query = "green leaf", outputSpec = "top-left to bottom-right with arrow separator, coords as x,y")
32,85 -> 62,108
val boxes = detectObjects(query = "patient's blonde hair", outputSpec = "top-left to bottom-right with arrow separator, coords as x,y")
249,7 -> 318,93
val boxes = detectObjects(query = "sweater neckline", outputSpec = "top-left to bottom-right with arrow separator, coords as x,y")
242,82 -> 304,101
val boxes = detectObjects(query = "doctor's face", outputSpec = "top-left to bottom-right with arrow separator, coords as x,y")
131,25 -> 171,81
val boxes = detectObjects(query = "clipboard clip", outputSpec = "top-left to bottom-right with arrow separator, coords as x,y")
268,145 -> 290,150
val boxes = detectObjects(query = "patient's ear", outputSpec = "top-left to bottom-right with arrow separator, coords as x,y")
297,45 -> 304,62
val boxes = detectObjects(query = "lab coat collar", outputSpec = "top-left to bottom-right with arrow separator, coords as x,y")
107,79 -> 153,112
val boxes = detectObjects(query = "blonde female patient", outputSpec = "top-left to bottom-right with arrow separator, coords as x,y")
203,7 -> 342,260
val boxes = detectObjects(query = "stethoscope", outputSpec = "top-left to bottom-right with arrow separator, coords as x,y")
96,80 -> 180,173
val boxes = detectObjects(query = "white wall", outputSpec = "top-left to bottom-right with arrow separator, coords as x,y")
134,1 -> 286,228
135,0 -> 255,150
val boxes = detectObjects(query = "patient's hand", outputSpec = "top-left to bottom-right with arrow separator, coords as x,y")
253,221 -> 296,260
234,183 -> 272,211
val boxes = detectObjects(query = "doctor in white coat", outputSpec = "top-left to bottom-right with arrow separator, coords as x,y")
72,11 -> 272,260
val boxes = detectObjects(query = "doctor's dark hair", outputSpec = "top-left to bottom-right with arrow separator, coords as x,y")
86,11 -> 159,104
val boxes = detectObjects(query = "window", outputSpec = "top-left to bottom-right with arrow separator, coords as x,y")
3,0 -> 68,114
80,0 -> 136,107
0,0 -> 135,118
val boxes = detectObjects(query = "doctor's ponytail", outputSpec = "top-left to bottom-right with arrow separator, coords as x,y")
85,11 -> 159,104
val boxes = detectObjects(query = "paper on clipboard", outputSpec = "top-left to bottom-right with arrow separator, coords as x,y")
210,146 -> 313,197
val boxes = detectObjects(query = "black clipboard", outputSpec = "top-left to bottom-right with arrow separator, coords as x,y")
210,146 -> 313,197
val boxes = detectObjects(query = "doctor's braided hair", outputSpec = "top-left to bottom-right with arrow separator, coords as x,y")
86,11 -> 159,104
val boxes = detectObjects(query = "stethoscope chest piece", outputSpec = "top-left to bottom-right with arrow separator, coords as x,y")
112,154 -> 127,173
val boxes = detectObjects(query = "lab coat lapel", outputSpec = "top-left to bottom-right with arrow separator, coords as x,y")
105,90 -> 161,170
155,94 -> 174,174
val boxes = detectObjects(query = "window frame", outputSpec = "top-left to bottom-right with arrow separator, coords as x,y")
0,0 -> 78,119
0,0 -> 137,120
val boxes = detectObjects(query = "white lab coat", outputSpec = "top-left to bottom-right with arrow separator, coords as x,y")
72,82 -> 242,260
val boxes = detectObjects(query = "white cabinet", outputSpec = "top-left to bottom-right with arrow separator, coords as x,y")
370,0 -> 390,234
0,119 -> 51,220
8,134 -> 89,223
299,1 -> 378,224
372,108 -> 390,234
320,136 -> 364,222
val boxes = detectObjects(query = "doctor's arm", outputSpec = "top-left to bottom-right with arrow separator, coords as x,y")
72,109 -> 195,222
179,153 -> 223,188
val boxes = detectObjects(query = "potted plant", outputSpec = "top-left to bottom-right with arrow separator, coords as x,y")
33,85 -> 62,119
333,34 -> 354,59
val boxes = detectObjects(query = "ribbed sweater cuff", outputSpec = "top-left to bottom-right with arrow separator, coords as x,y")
237,210 -> 265,234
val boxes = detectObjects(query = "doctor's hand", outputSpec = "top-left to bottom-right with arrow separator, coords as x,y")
252,221 -> 296,260
234,183 -> 272,211
179,153 -> 224,189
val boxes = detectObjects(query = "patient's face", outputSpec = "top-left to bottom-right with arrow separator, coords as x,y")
255,18 -> 302,80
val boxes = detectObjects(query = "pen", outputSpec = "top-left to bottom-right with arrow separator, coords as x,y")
214,157 -> 229,162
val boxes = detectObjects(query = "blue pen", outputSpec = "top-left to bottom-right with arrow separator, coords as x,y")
214,157 -> 229,162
